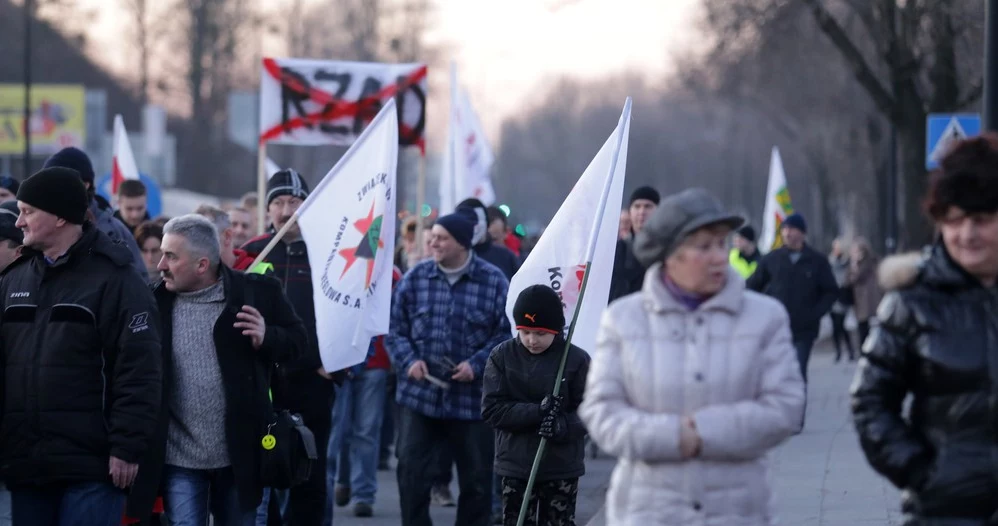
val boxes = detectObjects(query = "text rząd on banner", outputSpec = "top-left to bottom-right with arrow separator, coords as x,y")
505,99 -> 631,355
440,62 -> 496,213
294,99 -> 399,373
759,146 -> 795,252
258,58 -> 427,151
111,115 -> 140,195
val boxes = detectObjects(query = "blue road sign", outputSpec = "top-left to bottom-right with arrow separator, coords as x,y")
926,113 -> 980,170
95,173 -> 163,218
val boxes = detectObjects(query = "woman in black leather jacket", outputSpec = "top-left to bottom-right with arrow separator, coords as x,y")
851,134 -> 998,525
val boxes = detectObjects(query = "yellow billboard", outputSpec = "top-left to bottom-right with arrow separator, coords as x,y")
0,84 -> 86,155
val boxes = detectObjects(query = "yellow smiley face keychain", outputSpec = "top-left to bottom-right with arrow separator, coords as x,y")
262,434 -> 276,450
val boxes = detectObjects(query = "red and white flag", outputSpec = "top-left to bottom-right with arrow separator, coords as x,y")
111,115 -> 140,194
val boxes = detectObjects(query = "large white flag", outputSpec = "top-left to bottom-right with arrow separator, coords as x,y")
505,99 -> 630,353
759,146 -> 795,251
296,99 -> 399,372
440,63 -> 496,212
112,115 -> 140,194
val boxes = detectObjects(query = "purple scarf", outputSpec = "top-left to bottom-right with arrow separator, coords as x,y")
663,274 -> 709,311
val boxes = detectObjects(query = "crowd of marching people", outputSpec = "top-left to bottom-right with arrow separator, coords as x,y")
0,132 -> 997,526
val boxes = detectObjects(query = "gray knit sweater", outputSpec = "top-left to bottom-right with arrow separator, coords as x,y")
165,280 -> 230,469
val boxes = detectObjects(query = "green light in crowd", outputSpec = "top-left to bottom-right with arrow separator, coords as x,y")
499,204 -> 511,217
421,204 -> 432,217
515,224 -> 526,236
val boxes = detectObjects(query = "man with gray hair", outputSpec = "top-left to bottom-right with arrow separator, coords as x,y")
195,203 -> 238,268
127,214 -> 308,525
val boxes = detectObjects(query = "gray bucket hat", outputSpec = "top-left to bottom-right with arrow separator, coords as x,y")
633,188 -> 744,267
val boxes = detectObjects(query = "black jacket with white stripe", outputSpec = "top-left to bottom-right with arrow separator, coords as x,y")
0,223 -> 163,489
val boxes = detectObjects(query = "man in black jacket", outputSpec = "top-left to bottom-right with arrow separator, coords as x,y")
746,213 -> 838,381
609,186 -> 659,302
235,168 -> 339,525
0,167 -> 162,526
482,285 -> 590,526
126,214 -> 307,524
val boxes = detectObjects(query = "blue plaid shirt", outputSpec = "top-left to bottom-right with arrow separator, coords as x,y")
386,255 -> 511,420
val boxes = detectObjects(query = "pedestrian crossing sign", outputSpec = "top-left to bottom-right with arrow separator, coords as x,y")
926,114 -> 980,170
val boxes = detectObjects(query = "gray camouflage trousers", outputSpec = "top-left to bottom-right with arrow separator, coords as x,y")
500,477 -> 578,526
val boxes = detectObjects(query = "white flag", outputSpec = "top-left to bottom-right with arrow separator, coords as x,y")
296,99 -> 399,372
112,115 -> 140,194
506,99 -> 630,353
760,146 -> 795,252
440,63 -> 496,212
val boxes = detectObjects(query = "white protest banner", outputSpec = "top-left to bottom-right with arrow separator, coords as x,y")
259,57 -> 426,151
296,99 -> 399,372
506,99 -> 631,353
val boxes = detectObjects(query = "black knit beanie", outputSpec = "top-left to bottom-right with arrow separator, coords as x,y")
435,212 -> 475,249
266,168 -> 310,206
513,285 -> 565,334
629,186 -> 661,206
16,167 -> 89,225
43,147 -> 96,186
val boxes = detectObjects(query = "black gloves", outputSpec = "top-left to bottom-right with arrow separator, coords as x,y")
539,413 -> 567,441
538,394 -> 566,441
539,394 -> 563,417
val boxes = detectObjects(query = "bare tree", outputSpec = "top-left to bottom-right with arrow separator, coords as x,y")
801,0 -> 983,247
121,0 -> 150,105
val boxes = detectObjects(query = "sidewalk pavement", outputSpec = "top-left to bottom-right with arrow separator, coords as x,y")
584,343 -> 904,526
330,441 -> 616,525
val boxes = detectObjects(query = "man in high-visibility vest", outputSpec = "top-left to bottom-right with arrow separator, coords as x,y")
729,224 -> 760,278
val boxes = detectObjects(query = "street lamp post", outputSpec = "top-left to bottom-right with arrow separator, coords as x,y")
23,0 -> 33,178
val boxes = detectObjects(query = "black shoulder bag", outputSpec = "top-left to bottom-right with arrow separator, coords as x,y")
245,281 -> 317,489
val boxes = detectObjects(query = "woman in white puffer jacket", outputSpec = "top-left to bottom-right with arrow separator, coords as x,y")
579,188 -> 805,526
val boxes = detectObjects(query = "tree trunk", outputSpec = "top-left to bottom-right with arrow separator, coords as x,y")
897,122 -> 932,250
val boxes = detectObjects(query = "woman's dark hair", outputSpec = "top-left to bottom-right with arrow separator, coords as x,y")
134,220 -> 164,246
924,132 -> 998,220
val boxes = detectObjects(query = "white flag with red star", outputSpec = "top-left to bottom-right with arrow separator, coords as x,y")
111,115 -> 140,194
296,100 -> 398,372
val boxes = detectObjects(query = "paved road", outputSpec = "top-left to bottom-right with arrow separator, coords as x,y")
330,449 -> 615,525
331,343 -> 903,525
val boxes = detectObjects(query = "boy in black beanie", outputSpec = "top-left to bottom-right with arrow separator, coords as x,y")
482,285 -> 590,526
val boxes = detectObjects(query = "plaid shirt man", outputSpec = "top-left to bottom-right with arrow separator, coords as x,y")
387,255 -> 511,420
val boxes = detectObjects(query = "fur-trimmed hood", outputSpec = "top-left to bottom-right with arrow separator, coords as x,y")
877,252 -> 925,291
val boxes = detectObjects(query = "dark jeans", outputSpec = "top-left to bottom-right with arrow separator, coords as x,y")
829,312 -> 855,361
162,465 -> 255,526
397,407 -> 493,526
10,481 -> 126,526
500,477 -> 578,526
381,372 -> 398,462
792,337 -> 815,382
793,337 -> 815,429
